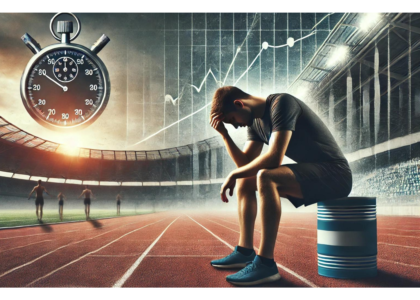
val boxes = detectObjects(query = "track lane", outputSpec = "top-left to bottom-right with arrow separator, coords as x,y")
0,214 -> 159,275
205,212 -> 420,287
121,215 -> 246,287
0,213 -> 167,287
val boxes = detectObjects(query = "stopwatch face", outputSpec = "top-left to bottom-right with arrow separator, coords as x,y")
21,47 -> 109,130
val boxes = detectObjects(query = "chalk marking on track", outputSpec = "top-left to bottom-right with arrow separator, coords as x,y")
113,217 -> 179,288
378,242 -> 420,249
27,218 -> 168,287
0,239 -> 53,253
188,215 -> 318,288
0,218 -> 152,279
379,258 -> 420,268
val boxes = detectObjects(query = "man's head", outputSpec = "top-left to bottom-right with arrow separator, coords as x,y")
211,86 -> 254,128
85,185 -> 88,189
38,180 -> 42,185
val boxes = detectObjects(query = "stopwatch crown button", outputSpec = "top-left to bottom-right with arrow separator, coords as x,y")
57,21 -> 73,34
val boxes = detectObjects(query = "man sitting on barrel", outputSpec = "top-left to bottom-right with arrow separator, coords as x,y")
209,86 -> 352,286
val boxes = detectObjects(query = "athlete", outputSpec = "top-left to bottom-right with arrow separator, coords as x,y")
57,192 -> 66,221
116,194 -> 122,216
28,180 -> 52,221
209,86 -> 352,286
78,186 -> 94,220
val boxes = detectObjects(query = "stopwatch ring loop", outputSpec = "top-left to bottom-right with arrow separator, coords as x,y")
49,12 -> 81,42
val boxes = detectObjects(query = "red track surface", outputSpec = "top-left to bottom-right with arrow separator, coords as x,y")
0,211 -> 419,287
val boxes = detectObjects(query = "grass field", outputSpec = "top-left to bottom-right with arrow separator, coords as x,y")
0,209 -> 155,228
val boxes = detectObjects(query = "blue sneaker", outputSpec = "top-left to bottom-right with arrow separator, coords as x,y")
211,246 -> 256,268
226,255 -> 281,286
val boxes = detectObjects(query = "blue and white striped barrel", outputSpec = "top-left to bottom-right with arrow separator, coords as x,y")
317,197 -> 377,279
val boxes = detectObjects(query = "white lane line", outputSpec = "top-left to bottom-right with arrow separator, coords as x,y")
379,258 -> 420,268
0,233 -> 48,240
217,217 -> 316,231
280,226 -> 315,231
220,218 -> 299,239
147,255 -> 221,257
206,219 -> 239,233
380,233 -> 420,239
208,218 -> 292,247
0,219 -> 148,279
207,218 -> 295,245
0,240 -> 52,253
0,215 -> 152,239
113,217 -> 179,288
378,242 -> 420,249
0,244 -> 71,279
378,227 -> 420,232
27,218 -> 167,287
90,254 -> 139,257
218,217 -> 419,240
207,218 -> 288,248
188,215 -> 318,288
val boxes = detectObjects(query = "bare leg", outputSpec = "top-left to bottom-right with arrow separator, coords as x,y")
40,206 -> 43,221
256,167 -> 304,259
236,177 -> 258,249
85,205 -> 88,219
87,205 -> 90,219
36,205 -> 39,220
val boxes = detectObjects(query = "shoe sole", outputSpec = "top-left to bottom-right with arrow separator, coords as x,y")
211,263 -> 248,269
227,273 -> 281,286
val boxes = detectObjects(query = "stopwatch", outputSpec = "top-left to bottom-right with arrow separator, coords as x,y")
20,12 -> 111,130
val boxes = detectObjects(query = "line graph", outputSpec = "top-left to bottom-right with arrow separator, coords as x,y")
131,13 -> 334,147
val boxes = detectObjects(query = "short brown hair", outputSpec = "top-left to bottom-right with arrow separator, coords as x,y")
210,86 -> 250,117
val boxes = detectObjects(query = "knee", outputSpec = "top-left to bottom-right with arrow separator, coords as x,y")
257,169 -> 272,185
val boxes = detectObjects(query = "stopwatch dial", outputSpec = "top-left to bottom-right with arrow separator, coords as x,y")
53,57 -> 78,82
25,49 -> 105,128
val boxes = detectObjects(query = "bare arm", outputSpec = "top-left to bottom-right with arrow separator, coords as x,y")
28,187 -> 36,200
44,188 -> 51,197
232,131 -> 292,179
220,131 -> 292,201
78,191 -> 85,198
210,113 -> 262,167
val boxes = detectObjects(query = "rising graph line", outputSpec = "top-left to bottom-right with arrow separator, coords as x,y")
131,14 -> 333,147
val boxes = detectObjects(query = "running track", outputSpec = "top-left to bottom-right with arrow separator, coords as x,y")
0,211 -> 419,287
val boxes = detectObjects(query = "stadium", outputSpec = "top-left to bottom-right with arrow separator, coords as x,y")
0,12 -> 419,287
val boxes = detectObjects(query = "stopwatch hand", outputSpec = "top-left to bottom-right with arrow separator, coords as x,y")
43,74 -> 68,91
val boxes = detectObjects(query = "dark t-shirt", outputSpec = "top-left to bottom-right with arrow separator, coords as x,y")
247,93 -> 347,163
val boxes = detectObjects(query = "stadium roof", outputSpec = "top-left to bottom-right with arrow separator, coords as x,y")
287,13 -> 403,96
0,116 -> 224,161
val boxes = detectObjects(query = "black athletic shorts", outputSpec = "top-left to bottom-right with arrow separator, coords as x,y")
117,200 -> 121,205
84,198 -> 91,205
35,197 -> 44,206
283,159 -> 352,208
59,200 -> 64,206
